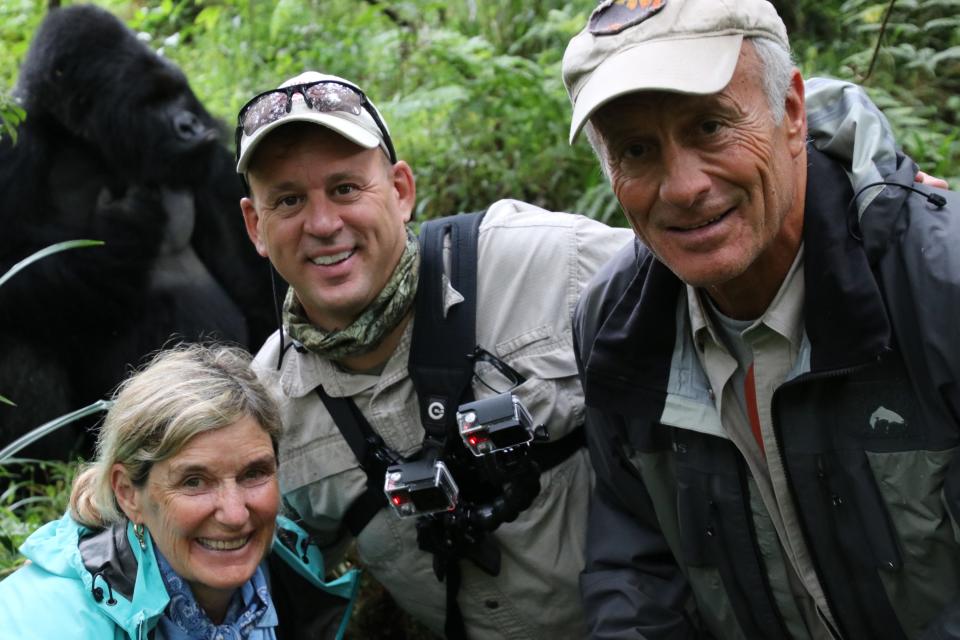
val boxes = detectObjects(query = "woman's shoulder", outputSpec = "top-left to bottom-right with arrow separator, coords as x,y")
0,561 -> 118,639
0,515 -> 129,639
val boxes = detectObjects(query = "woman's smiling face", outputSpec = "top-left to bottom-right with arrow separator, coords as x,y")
113,416 -> 279,614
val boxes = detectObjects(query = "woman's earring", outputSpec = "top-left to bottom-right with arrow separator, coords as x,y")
132,522 -> 146,550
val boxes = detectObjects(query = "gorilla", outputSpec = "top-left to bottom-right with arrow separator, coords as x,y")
0,5 -> 277,458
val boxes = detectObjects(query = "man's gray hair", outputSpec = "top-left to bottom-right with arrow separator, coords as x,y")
752,36 -> 795,124
585,36 -> 795,177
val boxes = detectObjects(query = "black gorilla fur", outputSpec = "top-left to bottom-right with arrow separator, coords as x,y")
0,5 -> 277,458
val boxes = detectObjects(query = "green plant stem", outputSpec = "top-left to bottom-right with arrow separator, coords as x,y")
863,0 -> 898,84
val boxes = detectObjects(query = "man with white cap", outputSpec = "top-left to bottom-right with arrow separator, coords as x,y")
235,70 -> 633,639
565,1 -> 960,638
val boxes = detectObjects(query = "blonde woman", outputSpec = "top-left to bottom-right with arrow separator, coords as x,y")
0,344 -> 358,639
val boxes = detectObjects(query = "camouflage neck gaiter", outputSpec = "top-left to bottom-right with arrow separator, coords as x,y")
283,229 -> 419,361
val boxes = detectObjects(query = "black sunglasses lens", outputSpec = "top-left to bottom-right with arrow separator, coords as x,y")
241,82 -> 366,137
302,83 -> 364,116
241,92 -> 290,136
238,81 -> 394,163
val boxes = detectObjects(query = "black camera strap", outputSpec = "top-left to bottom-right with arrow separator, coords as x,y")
410,212 -> 484,640
314,385 -> 397,537
408,211 -> 485,445
316,212 -> 486,539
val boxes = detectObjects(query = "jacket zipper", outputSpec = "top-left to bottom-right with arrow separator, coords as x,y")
769,359 -> 882,640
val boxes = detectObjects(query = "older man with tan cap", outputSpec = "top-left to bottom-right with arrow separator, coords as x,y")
565,1 -> 960,638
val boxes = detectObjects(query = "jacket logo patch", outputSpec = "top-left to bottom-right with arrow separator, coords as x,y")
589,0 -> 666,36
868,406 -> 908,435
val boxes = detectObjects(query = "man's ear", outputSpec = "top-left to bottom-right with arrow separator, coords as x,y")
111,463 -> 143,523
390,160 -> 416,224
784,69 -> 807,157
240,197 -> 269,258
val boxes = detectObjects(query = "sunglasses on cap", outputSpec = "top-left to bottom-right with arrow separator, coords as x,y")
234,79 -> 397,164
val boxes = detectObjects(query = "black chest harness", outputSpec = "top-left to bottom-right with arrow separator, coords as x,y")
311,211 -> 584,639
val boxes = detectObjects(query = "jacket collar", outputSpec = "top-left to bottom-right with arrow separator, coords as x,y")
584,146 -> 893,409
78,522 -> 139,600
20,515 -> 168,638
84,521 -> 169,637
800,145 -> 891,371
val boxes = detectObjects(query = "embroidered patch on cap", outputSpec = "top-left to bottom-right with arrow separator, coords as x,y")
589,0 -> 666,36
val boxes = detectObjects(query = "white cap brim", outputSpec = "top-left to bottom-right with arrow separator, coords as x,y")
568,33 -> 743,143
236,111 -> 380,174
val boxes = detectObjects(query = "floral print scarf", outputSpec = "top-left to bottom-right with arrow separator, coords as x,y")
154,547 -> 277,640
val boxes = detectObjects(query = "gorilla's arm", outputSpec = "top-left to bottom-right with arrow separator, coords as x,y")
0,126 -> 167,330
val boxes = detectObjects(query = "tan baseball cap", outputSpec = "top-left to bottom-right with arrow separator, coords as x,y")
562,0 -> 789,143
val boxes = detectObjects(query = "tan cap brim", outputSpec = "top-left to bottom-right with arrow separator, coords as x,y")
568,33 -> 744,143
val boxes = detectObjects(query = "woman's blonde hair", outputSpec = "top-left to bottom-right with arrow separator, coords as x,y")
69,343 -> 281,528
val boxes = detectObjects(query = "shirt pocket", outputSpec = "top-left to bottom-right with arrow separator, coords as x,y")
476,324 -> 583,439
279,434 -> 358,496
356,506 -> 414,565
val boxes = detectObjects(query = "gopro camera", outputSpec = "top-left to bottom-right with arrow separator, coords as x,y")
384,456 -> 459,518
457,393 -> 536,456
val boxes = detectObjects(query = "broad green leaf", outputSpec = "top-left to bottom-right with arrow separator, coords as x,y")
931,46 -> 960,67
194,6 -> 222,32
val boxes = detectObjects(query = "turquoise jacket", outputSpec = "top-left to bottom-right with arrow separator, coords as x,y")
0,513 -> 359,639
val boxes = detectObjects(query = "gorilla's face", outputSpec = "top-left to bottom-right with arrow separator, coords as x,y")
17,5 -> 224,187
109,61 -> 223,185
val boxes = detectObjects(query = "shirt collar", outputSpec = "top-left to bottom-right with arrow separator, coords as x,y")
688,244 -> 806,352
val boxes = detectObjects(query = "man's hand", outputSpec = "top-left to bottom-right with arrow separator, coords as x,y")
916,170 -> 949,189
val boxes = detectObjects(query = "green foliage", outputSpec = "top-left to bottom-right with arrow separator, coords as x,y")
0,0 -> 44,84
2,0 -> 605,220
0,93 -> 24,144
795,0 -> 960,183
0,0 -> 35,144
0,459 -> 80,578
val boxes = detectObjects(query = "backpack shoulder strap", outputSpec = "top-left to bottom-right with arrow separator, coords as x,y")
409,211 -> 485,445
318,211 -> 485,537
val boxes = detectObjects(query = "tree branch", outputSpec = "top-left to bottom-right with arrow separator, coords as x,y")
862,0 -> 897,84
